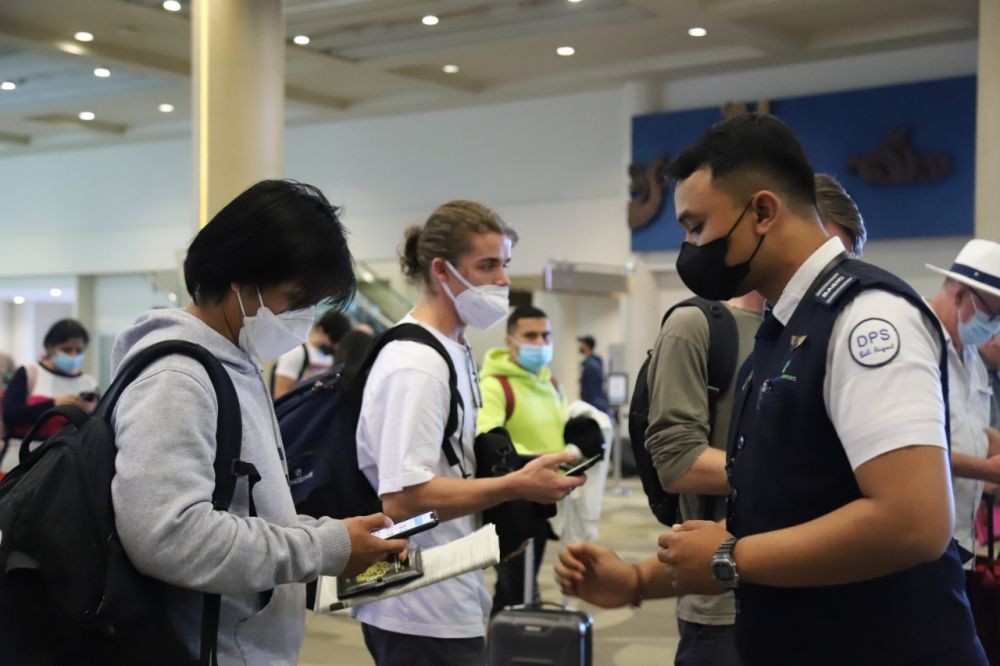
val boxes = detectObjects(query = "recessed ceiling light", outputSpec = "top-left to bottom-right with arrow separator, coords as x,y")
94,67 -> 111,78
49,288 -> 63,298
442,64 -> 460,74
167,292 -> 178,303
688,27 -> 708,37
293,34 -> 310,46
163,0 -> 182,12
422,15 -> 439,26
13,296 -> 25,305
74,31 -> 94,42
78,111 -> 95,121
568,0 -> 583,3
158,103 -> 175,113
1,81 -> 15,91
556,46 -> 575,56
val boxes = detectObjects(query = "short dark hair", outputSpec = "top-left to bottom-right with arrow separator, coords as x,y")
184,180 -> 356,309
44,318 -> 89,349
578,335 -> 595,350
506,305 -> 548,334
316,310 -> 352,343
668,113 -> 817,210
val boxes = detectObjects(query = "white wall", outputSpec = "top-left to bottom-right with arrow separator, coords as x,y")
0,39 -> 981,390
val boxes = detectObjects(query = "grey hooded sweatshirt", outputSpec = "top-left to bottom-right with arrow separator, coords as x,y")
110,308 -> 351,665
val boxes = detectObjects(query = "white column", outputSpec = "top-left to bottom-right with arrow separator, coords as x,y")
192,0 -> 285,228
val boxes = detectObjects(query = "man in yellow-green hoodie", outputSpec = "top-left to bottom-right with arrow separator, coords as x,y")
479,305 -> 567,612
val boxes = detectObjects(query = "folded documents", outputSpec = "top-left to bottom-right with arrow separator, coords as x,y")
315,523 -> 501,612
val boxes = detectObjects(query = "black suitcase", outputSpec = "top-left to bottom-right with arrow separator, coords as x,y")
488,604 -> 593,665
487,539 -> 594,666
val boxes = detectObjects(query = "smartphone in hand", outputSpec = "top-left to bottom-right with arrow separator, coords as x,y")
372,511 -> 439,539
560,452 -> 603,477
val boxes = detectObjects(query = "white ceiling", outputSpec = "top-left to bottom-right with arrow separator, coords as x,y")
0,0 -> 980,156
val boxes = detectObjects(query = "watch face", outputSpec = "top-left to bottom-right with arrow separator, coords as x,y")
712,561 -> 734,582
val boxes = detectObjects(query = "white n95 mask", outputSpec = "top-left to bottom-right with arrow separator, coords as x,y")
440,261 -> 510,331
237,288 -> 315,361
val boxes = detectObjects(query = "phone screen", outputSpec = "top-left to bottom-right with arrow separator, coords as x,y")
372,511 -> 439,540
561,452 -> 603,477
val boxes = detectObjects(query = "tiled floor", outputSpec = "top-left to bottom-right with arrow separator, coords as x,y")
300,479 -> 679,665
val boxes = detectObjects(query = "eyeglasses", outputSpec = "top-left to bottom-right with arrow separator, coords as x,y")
970,289 -> 1000,323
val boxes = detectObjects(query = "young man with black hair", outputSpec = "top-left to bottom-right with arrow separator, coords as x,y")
560,115 -> 984,665
108,180 -> 405,665
478,305 -> 566,613
654,114 -> 985,665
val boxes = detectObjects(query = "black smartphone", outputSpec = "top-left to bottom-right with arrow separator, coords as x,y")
79,391 -> 97,401
372,510 -> 439,540
561,452 -> 603,477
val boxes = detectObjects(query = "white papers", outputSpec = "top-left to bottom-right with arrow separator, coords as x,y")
315,523 -> 501,612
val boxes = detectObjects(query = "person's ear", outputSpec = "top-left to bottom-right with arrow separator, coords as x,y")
750,191 -> 780,235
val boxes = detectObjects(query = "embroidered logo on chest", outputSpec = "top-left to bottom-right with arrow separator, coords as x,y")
848,318 -> 901,367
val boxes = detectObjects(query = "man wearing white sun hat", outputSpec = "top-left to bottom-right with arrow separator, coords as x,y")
927,239 -> 1000,566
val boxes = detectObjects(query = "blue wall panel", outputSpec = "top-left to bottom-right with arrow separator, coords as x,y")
631,76 -> 976,252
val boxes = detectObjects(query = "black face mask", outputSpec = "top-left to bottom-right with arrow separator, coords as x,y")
676,199 -> 764,300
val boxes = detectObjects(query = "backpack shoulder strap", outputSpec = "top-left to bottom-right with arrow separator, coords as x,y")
297,343 -> 309,381
356,323 -> 463,468
663,297 -> 739,398
689,298 -> 739,399
495,375 -> 515,422
97,341 -> 244,511
95,340 -> 246,666
25,362 -> 37,396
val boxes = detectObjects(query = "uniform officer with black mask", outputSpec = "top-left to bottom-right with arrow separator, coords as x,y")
657,113 -> 986,666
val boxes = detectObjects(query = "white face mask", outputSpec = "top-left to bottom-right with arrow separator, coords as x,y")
440,261 -> 509,331
236,288 -> 315,361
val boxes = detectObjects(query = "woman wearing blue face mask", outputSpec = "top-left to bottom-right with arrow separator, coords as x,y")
2,318 -> 99,440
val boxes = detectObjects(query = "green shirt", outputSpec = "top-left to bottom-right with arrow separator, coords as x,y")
477,347 -> 566,455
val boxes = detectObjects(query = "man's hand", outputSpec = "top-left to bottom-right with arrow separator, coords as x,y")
657,520 -> 730,596
511,451 -> 586,504
554,542 -> 636,608
341,513 -> 409,577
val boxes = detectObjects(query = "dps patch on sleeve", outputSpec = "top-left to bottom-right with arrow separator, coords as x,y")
849,318 -> 901,367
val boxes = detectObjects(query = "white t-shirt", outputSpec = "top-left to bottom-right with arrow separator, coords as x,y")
274,343 -> 332,382
771,238 -> 948,472
27,361 -> 98,398
353,314 -> 489,638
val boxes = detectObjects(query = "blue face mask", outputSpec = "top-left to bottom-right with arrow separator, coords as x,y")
959,306 -> 1000,347
517,343 -> 553,374
53,352 -> 84,374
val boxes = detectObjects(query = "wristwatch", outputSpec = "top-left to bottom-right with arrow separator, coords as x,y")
711,537 -> 740,589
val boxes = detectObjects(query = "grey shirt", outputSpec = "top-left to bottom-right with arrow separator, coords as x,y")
645,303 -> 760,625
110,309 -> 352,665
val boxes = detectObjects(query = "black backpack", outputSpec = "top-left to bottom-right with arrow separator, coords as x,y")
0,340 -> 251,665
275,323 -> 464,519
628,298 -> 738,526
